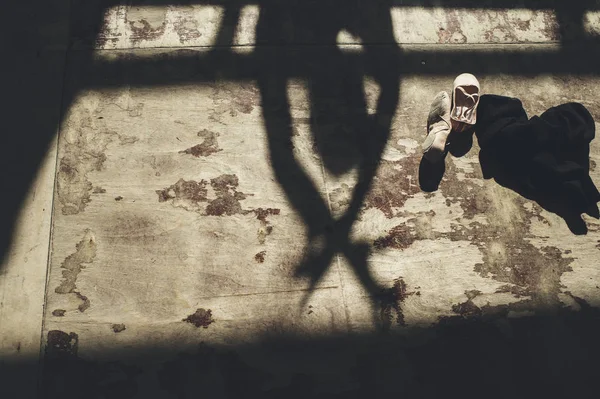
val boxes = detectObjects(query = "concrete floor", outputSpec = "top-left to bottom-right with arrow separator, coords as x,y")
3,1 -> 600,398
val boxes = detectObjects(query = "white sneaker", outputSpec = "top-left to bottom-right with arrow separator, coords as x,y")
451,73 -> 480,133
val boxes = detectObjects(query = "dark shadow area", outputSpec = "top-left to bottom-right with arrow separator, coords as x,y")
418,157 -> 446,192
0,0 -> 69,267
447,129 -> 475,158
476,95 -> 600,235
1,301 -> 598,398
416,128 -> 474,192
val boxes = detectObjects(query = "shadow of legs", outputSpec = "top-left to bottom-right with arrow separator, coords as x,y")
419,157 -> 446,192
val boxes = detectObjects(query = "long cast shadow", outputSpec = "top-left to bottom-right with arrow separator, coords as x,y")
255,1 -> 401,319
476,95 -> 600,234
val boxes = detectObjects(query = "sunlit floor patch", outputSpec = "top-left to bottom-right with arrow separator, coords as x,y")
391,7 -> 559,44
95,5 -> 225,49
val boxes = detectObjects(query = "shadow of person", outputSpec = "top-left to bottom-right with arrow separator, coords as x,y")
476,95 -> 600,235
255,1 -> 401,325
447,129 -> 474,158
417,130 -> 473,193
418,156 -> 446,193
479,149 -> 600,234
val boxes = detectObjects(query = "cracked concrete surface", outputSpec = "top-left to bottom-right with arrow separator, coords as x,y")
3,1 -> 600,398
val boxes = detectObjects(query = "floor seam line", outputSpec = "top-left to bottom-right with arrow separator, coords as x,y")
36,3 -> 74,393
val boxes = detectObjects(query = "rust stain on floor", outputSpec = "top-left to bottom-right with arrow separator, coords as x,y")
362,156 -> 423,219
173,13 -> 202,43
127,7 -> 167,44
56,108 -> 139,215
254,251 -> 267,263
210,82 -> 260,123
437,11 -> 467,44
183,308 -> 215,328
156,176 -> 281,244
156,178 -> 208,209
54,230 -> 97,313
179,129 -> 222,157
254,208 -> 280,244
206,174 -> 249,216
156,174 -> 251,216
380,277 -> 420,329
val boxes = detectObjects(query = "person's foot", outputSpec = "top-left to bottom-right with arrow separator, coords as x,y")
423,91 -> 452,162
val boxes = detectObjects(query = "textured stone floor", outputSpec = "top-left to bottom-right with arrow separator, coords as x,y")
3,1 -> 600,398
